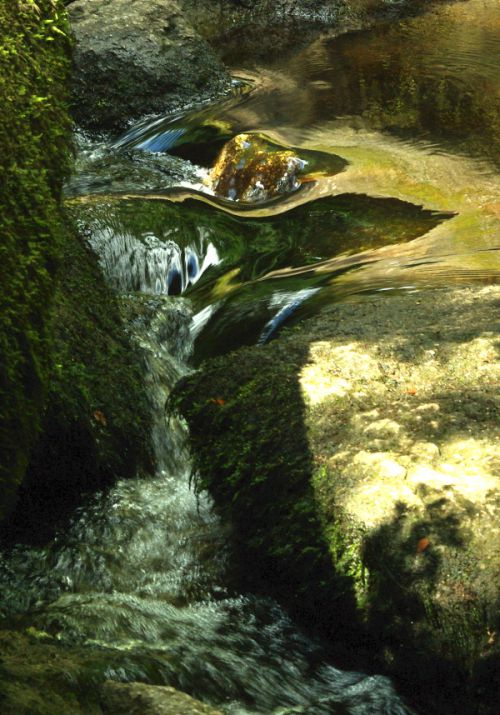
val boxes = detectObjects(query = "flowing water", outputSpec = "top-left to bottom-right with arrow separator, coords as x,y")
2,0 -> 500,712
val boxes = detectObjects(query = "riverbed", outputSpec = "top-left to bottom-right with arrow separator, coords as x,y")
1,1 -> 499,713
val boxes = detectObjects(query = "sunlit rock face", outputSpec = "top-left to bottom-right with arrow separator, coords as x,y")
210,133 -> 307,202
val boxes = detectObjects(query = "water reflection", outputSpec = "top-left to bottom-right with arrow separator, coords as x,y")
71,192 -> 455,359
226,0 -> 500,165
67,0 -> 500,354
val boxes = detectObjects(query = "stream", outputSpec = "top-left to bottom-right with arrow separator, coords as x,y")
1,0 -> 499,713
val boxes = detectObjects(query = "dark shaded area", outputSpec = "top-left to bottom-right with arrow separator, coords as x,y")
363,496 -> 499,715
0,224 -> 153,546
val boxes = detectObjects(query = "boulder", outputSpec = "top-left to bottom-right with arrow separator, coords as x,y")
210,133 -> 307,202
0,0 -> 71,524
173,285 -> 500,715
68,0 -> 231,130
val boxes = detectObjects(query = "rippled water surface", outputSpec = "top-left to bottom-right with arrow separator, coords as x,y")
2,1 -> 500,713
66,0 -> 500,357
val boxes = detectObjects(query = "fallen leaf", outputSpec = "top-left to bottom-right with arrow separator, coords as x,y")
416,537 -> 430,553
93,410 -> 107,426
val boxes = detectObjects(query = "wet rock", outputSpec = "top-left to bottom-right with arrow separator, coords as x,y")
210,133 -> 307,202
101,682 -> 224,715
68,0 -> 231,130
0,629 -> 226,715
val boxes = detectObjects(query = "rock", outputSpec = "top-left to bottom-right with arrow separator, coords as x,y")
101,681 -> 224,715
0,630 -> 225,715
210,133 -> 307,202
173,285 -> 500,715
0,0 -> 72,524
68,0 -> 231,130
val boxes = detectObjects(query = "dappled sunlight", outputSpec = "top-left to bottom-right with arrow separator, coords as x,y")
300,342 -> 383,404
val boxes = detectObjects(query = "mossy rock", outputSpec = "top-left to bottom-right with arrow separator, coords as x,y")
2,219 -> 153,543
0,629 -> 189,715
0,0 -> 72,523
0,1 -> 152,536
173,285 -> 500,715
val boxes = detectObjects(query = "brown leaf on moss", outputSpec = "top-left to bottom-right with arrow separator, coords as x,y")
93,410 -> 107,426
416,537 -> 430,553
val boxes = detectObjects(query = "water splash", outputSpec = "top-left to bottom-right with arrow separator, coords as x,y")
84,218 -> 220,297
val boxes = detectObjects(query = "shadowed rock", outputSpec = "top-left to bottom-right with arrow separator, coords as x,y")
69,0 -> 231,130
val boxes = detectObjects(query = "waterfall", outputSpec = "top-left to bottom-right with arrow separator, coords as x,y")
0,218 -> 416,714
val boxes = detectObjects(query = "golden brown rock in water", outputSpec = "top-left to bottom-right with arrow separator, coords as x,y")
210,133 -> 307,202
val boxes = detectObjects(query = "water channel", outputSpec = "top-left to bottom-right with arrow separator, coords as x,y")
1,1 -> 499,713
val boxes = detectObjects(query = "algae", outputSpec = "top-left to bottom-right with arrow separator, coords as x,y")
0,1 -> 152,539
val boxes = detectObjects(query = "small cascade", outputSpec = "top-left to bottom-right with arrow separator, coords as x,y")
87,222 -> 220,297
13,4 -> 500,709
0,296 -> 227,614
0,216 -> 417,715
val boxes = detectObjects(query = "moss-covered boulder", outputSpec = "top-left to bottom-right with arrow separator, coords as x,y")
0,629 -> 221,715
0,0 -> 72,523
173,285 -> 500,715
0,1 -> 152,535
3,220 -> 153,543
0,629 -> 109,715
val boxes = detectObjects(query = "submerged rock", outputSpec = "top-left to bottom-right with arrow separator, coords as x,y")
210,133 -> 307,202
68,0 -> 231,130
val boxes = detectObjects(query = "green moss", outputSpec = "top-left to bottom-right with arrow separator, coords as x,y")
0,2 -> 153,535
313,468 -> 368,609
172,321 -> 499,713
0,1 -> 72,521
0,628 -> 175,715
171,343 -> 358,636
4,219 -> 153,542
